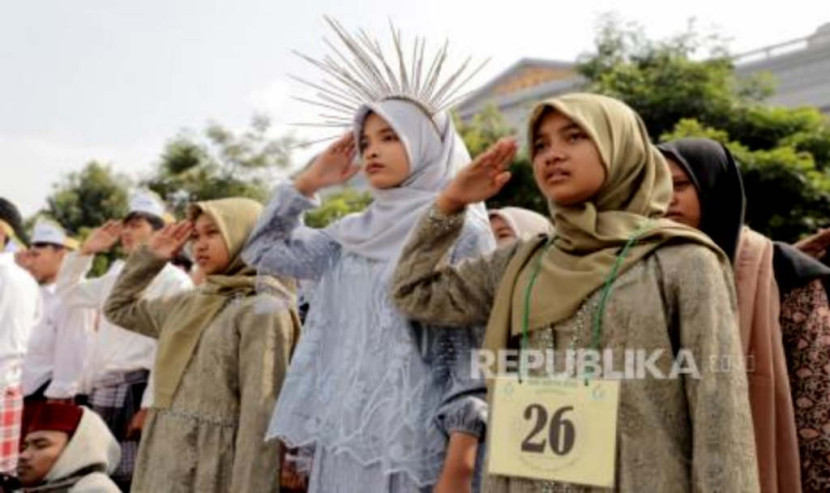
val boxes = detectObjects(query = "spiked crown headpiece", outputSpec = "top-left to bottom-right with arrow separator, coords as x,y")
291,16 -> 488,129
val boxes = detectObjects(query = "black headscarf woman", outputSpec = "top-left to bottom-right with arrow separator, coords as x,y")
657,138 -> 746,262
657,138 -> 830,288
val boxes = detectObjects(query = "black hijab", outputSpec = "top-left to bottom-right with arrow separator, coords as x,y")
658,138 -> 830,292
657,138 -> 746,262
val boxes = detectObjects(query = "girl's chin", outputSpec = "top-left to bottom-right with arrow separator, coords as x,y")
547,194 -> 586,207
367,177 -> 404,190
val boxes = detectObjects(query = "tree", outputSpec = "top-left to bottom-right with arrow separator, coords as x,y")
453,17 -> 830,240
41,161 -> 130,275
144,114 -> 301,216
44,161 -> 130,235
577,15 -> 775,139
575,15 -> 830,242
662,118 -> 830,241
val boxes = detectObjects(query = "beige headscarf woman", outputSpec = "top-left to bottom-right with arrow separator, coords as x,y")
484,93 -> 726,352
153,198 -> 295,408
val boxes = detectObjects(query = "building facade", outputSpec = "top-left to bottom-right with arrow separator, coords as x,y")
456,23 -> 830,139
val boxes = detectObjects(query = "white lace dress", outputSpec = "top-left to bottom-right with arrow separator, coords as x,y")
242,183 -> 493,492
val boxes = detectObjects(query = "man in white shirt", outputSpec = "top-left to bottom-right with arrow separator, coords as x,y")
0,198 -> 40,478
56,190 -> 192,491
20,219 -> 95,411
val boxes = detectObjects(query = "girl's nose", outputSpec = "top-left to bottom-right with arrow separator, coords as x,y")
364,144 -> 379,159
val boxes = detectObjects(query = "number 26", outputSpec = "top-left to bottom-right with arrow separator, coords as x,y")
521,404 -> 576,455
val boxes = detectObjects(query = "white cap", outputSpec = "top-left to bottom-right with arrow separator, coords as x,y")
31,218 -> 78,249
129,190 -> 166,219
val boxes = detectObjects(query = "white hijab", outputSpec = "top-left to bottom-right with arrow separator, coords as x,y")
488,207 -> 554,240
324,98 -> 489,272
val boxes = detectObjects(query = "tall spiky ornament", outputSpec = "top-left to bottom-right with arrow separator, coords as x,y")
290,16 -> 489,130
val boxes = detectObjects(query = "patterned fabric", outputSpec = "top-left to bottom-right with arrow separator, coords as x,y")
103,247 -> 298,493
780,279 -> 830,492
243,182 -> 492,491
306,446 -> 432,493
0,385 -> 23,475
90,371 -> 148,488
392,208 -> 760,492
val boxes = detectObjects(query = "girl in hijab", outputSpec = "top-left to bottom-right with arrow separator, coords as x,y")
242,99 -> 494,492
392,93 -> 759,492
103,198 -> 300,493
659,137 -> 830,493
488,207 -> 554,247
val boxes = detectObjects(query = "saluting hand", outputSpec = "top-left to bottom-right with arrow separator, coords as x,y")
81,220 -> 123,255
294,133 -> 359,197
147,221 -> 193,260
437,137 -> 518,215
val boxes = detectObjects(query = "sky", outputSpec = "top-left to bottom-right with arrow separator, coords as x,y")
1,0 -> 827,218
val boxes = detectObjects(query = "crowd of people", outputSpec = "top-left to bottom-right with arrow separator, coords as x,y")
2,21 -> 830,493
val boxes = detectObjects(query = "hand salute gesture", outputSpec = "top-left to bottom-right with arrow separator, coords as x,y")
295,134 -> 359,197
147,221 -> 193,260
437,137 -> 518,214
81,220 -> 123,255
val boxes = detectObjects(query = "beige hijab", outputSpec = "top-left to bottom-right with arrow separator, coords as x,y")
153,197 -> 295,409
484,94 -> 724,353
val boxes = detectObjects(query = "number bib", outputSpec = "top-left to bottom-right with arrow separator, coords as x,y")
487,376 -> 620,488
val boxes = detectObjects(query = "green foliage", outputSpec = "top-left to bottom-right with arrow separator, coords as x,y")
34,114 -> 302,275
575,15 -> 830,242
304,188 -> 373,228
43,161 -> 130,236
144,114 -> 301,216
663,119 -> 830,241
577,15 -> 774,140
454,105 -> 516,156
452,16 -> 830,241
39,161 -> 130,275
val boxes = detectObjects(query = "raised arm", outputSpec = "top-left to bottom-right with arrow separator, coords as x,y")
392,138 -> 519,328
56,221 -> 123,309
242,182 -> 340,281
104,223 -> 192,339
392,206 -> 517,328
44,305 -> 95,399
242,134 -> 360,281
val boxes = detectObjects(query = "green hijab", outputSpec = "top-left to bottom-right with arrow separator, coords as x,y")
154,197 -> 295,408
484,93 -> 724,353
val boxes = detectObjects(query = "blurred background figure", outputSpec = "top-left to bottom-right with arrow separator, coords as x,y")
17,403 -> 120,492
20,219 -> 94,430
487,207 -> 553,247
0,197 -> 40,482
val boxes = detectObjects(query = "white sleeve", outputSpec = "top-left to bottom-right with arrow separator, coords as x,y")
56,252 -> 114,310
0,271 -> 40,380
44,305 -> 95,398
